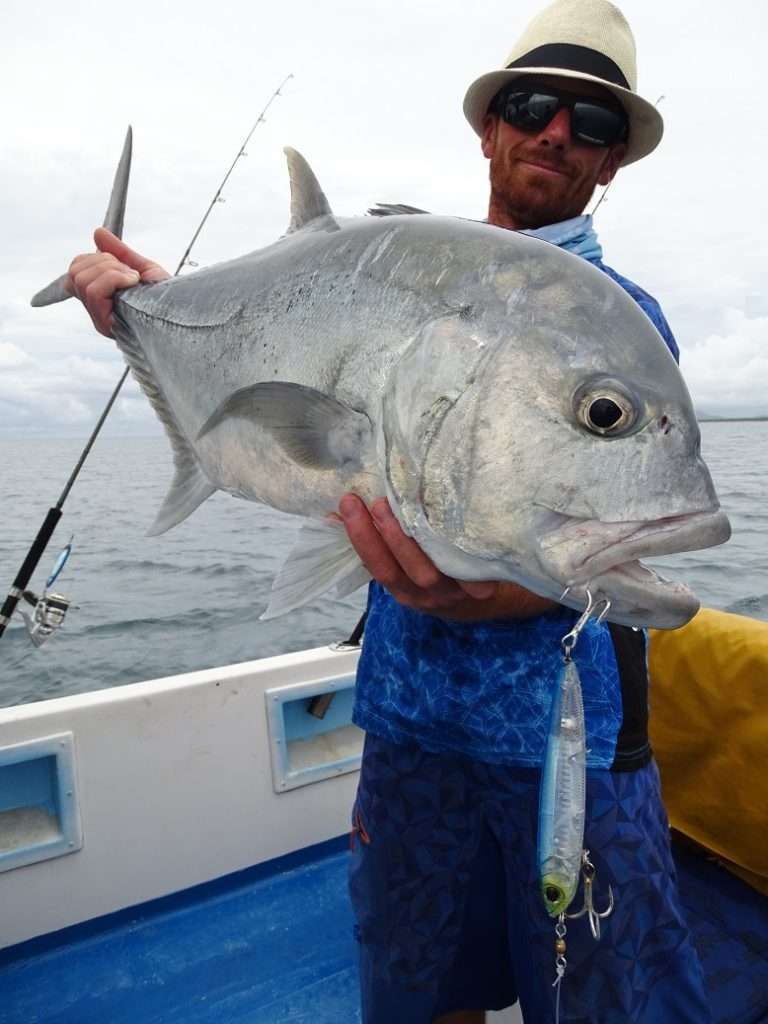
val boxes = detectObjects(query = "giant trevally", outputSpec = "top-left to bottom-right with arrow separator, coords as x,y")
32,130 -> 730,628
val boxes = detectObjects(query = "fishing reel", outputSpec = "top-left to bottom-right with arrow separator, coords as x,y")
16,537 -> 76,648
20,590 -> 72,648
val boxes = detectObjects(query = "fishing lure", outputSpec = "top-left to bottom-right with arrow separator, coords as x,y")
46,537 -> 73,589
538,651 -> 587,919
537,592 -> 614,1020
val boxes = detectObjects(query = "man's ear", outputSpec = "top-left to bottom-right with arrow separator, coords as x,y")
481,113 -> 499,159
597,143 -> 627,186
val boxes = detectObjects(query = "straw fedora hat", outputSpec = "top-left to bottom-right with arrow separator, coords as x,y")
463,0 -> 663,166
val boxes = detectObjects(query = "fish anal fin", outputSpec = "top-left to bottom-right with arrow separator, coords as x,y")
261,519 -> 371,619
147,451 -> 216,536
196,381 -> 373,471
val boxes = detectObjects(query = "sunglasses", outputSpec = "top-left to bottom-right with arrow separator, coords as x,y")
495,88 -> 629,148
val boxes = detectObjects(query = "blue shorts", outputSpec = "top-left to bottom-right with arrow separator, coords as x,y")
349,733 -> 712,1024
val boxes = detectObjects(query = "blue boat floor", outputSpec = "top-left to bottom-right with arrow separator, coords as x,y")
0,838 -> 361,1024
2,836 -> 767,1024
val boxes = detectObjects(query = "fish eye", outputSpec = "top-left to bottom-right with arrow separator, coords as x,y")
574,381 -> 638,437
589,396 -> 624,430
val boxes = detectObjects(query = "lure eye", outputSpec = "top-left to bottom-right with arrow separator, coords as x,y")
545,885 -> 562,905
574,380 -> 638,437
542,876 -> 571,916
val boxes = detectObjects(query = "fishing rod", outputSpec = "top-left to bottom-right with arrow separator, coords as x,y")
0,72 -> 294,645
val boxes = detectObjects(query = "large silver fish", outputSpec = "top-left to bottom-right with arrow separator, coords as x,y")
33,131 -> 730,627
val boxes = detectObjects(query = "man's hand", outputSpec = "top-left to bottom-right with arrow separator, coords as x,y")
338,494 -> 556,620
68,227 -> 170,337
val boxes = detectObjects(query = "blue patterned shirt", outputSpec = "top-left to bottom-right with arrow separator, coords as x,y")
353,222 -> 679,769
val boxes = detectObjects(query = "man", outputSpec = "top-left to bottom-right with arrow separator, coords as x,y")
332,4 -> 709,1023
67,2 -> 711,1021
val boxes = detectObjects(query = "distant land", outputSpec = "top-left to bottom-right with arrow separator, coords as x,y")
697,413 -> 768,422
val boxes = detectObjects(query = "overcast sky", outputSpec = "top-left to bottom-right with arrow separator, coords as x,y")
2,0 -> 766,440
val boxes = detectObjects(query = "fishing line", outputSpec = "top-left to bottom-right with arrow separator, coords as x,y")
0,73 -> 294,643
591,94 -> 665,218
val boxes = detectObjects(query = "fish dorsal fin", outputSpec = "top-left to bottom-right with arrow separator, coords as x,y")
284,147 -> 336,233
367,202 -> 431,217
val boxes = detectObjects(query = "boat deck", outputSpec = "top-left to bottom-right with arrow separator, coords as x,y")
0,837 -> 358,1024
1,836 -> 767,1023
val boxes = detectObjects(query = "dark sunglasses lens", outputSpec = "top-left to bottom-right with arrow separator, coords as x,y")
503,91 -> 559,131
572,102 -> 627,146
500,89 -> 628,147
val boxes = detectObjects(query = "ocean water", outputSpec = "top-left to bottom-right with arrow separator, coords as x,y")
1,421 -> 766,709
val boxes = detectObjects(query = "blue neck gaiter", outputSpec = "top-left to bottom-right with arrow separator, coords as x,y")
521,214 -> 603,263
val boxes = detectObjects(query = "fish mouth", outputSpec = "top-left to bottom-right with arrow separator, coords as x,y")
537,509 -> 731,628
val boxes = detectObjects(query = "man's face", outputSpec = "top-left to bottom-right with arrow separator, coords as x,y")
481,75 -> 628,230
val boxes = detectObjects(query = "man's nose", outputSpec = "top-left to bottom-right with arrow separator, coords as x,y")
537,107 -> 572,148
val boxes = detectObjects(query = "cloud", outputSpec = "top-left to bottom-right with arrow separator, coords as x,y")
0,342 -> 33,369
683,309 -> 768,417
0,343 -> 158,433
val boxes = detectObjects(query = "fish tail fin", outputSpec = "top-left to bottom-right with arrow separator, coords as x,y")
30,126 -> 133,307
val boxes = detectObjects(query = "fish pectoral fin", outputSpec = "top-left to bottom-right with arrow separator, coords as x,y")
260,518 -> 371,620
196,381 -> 374,471
332,562 -> 372,599
284,147 -> 338,233
147,452 -> 217,536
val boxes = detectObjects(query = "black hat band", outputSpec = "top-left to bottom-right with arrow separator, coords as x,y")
506,43 -> 630,90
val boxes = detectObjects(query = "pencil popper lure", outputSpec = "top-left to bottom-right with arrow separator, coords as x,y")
537,590 -> 615,1021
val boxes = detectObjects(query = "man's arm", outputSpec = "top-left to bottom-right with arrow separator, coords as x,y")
339,495 -> 556,621
68,228 -> 170,336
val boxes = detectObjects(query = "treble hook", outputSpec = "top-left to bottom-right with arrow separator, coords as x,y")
560,591 -> 612,659
566,850 -> 614,940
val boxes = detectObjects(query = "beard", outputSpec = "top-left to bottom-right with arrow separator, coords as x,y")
489,147 -> 598,229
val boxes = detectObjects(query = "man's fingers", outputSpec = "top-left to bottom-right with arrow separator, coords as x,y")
69,251 -> 120,278
339,495 -> 466,608
68,257 -> 140,337
71,258 -> 138,295
339,495 -> 404,583
338,494 -> 501,613
69,254 -> 139,334
83,277 -> 127,336
458,580 -> 497,600
368,499 -> 451,591
93,228 -> 170,283
82,269 -> 140,336
65,232 -> 169,336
